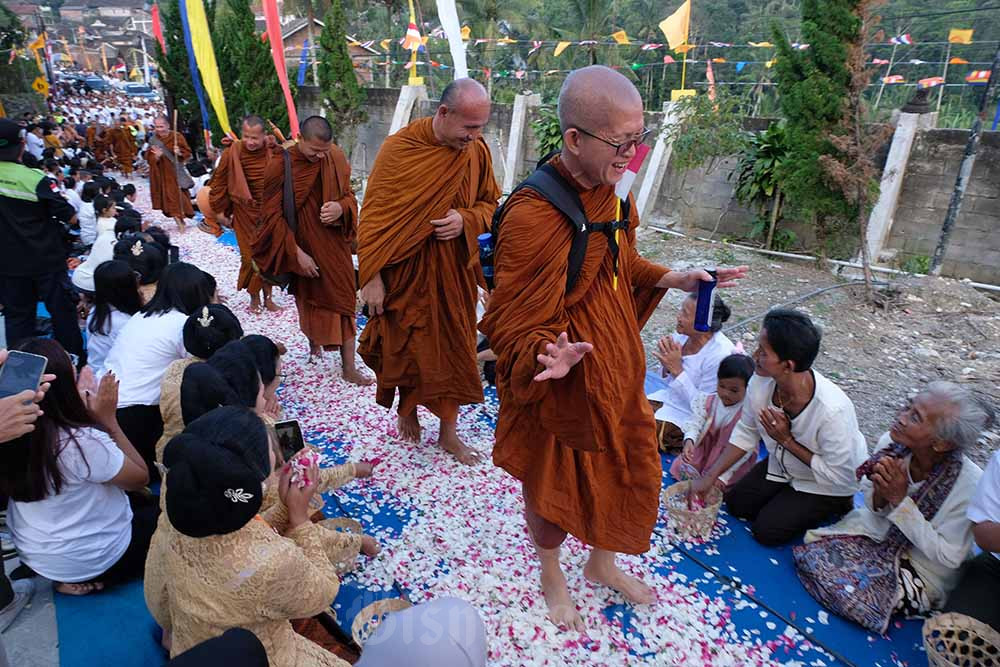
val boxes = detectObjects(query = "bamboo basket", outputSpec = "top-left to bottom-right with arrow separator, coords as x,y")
351,598 -> 413,646
924,613 -> 1000,667
662,480 -> 723,540
319,517 -> 364,535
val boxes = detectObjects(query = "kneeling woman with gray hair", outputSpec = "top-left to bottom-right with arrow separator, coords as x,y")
794,382 -> 995,634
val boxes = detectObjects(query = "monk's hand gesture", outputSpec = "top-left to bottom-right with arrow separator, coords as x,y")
656,266 -> 749,292
429,209 -> 464,241
534,332 -> 593,382
150,146 -> 163,159
361,274 -> 386,316
295,246 -> 320,278
320,201 -> 343,225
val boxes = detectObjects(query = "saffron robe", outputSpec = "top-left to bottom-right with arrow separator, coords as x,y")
146,131 -> 194,219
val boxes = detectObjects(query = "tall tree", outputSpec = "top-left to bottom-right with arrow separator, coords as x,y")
155,0 -> 203,150
319,0 -> 366,151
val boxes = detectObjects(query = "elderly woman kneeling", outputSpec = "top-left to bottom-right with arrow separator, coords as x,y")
793,382 -> 994,634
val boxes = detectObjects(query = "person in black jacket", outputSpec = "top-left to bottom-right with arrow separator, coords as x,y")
0,119 -> 83,356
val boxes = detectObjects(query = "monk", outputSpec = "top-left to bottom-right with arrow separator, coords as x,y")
253,115 -> 371,385
208,115 -> 282,314
108,116 -> 137,177
480,66 -> 747,631
357,78 -> 500,464
146,114 -> 194,233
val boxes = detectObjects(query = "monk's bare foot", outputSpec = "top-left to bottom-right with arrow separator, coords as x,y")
264,298 -> 282,312
397,412 -> 421,443
438,431 -> 483,465
583,553 -> 656,605
55,581 -> 104,596
343,369 -> 374,386
175,220 -> 186,234
540,557 -> 586,632
249,297 -> 262,314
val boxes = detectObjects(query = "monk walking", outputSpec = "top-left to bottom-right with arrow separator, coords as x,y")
358,78 -> 500,465
109,116 -> 137,178
253,116 -> 371,385
146,115 -> 194,233
480,66 -> 746,630
209,115 -> 282,314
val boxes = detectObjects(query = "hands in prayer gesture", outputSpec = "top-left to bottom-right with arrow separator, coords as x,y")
654,336 -> 683,377
429,209 -> 464,241
533,332 -> 593,383
85,372 -> 120,431
759,406 -> 793,447
871,457 -> 909,509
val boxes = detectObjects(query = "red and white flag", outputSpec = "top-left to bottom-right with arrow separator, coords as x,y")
402,21 -> 422,51
882,74 -> 905,84
641,43 -> 663,51
889,34 -> 913,45
918,76 -> 944,89
966,70 -> 991,84
528,40 -> 542,55
615,143 -> 651,201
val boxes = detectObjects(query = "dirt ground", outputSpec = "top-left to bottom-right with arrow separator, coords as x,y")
636,227 -> 1000,466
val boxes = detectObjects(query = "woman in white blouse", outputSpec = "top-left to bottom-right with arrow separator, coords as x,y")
646,293 -> 734,449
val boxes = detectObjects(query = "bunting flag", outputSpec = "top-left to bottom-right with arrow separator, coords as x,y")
711,57 -> 726,63
402,4 -> 423,51
674,44 -> 695,54
889,34 -> 913,45
296,39 -> 309,86
380,38 -> 391,51
663,55 -> 675,64
966,70 -> 991,84
949,57 -> 969,65
528,40 -> 542,55
872,58 -> 890,65
435,0 -> 468,79
177,0 -> 213,139
27,34 -> 45,53
709,41 -> 732,47
186,0 -> 232,137
948,29 -> 973,44
882,74 -> 905,84
612,30 -> 630,45
764,58 -> 776,68
461,25 -> 470,41
430,27 -> 445,39
658,0 -> 690,50
748,41 -> 773,47
554,41 -> 571,57
515,69 -> 525,79
918,76 -> 944,89
151,4 -> 167,54
262,0 -> 298,136
641,43 -> 662,51
908,59 -> 926,65
735,61 -> 746,72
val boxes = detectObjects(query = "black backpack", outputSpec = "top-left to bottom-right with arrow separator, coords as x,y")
485,153 -> 631,292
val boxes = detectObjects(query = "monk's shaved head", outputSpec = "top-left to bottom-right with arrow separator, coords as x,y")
300,115 -> 333,143
557,65 -> 643,134
440,78 -> 489,113
433,77 -> 491,152
242,114 -> 266,130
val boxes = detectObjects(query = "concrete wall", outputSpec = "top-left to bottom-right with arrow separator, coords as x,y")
886,130 -> 1000,284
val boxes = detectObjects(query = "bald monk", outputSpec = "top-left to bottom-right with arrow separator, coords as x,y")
146,115 -> 195,233
208,115 -> 282,314
358,78 -> 500,465
253,115 -> 372,385
108,115 -> 137,177
480,66 -> 747,630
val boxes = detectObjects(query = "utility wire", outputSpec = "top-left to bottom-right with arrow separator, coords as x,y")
881,4 -> 1000,21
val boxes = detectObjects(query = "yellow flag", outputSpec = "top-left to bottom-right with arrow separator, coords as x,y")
658,0 -> 690,50
612,30 -> 630,45
380,38 -> 391,51
554,41 -> 571,57
460,25 -> 470,41
673,44 -> 695,54
948,28 -> 973,44
765,58 -> 776,68
749,41 -> 773,47
186,0 -> 232,136
28,34 -> 45,52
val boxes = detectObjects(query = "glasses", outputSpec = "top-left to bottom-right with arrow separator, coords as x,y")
573,126 -> 652,157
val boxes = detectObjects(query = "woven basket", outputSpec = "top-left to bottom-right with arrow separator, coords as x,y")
319,517 -> 364,535
662,480 -> 723,540
924,613 -> 1000,667
351,598 -> 413,646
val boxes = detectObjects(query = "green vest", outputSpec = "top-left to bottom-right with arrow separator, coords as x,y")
0,161 -> 44,202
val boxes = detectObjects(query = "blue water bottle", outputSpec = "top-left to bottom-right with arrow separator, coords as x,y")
478,233 -> 495,289
693,269 -> 718,332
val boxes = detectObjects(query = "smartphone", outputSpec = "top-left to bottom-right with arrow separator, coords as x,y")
0,350 -> 48,400
275,419 -> 305,462
168,245 -> 180,264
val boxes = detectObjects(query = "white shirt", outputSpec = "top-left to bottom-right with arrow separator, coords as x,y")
71,216 -> 117,293
8,427 -> 132,583
25,132 -> 44,160
63,186 -> 83,213
646,331 -> 735,426
86,307 -> 132,377
808,432 -> 982,606
78,201 -> 98,245
968,450 -> 1000,560
106,310 -> 190,407
730,371 -> 868,497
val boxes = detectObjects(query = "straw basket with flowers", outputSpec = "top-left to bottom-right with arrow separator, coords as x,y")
662,480 -> 723,540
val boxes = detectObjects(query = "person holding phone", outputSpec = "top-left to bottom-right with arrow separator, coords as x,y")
0,338 -> 155,596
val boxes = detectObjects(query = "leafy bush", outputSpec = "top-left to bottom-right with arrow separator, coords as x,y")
530,106 -> 562,157
901,254 -> 931,274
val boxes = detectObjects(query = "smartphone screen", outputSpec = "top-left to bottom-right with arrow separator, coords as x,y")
0,351 -> 48,400
275,419 -> 305,462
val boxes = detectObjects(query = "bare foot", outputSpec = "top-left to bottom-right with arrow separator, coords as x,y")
264,298 -> 283,312
308,347 -> 323,364
583,558 -> 656,605
438,431 -> 483,466
249,298 -> 262,314
55,581 -> 104,596
343,369 -> 375,386
540,558 -> 586,632
397,412 -> 421,443
361,535 -> 381,557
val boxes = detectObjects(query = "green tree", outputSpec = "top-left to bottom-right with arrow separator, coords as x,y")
286,0 -> 330,86
155,0 -> 202,150
0,1 -> 26,50
318,0 -> 366,151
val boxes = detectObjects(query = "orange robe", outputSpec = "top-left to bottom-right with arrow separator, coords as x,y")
109,127 -> 137,175
479,157 -> 669,555
253,144 -> 359,348
357,117 -> 500,419
146,131 -> 194,219
85,126 -> 97,150
209,141 -> 275,294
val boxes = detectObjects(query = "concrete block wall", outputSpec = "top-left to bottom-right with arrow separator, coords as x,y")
888,130 -> 1000,283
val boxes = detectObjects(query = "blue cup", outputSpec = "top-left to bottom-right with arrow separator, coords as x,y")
693,269 -> 718,332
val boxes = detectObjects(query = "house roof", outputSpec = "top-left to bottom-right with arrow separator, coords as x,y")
280,16 -> 325,40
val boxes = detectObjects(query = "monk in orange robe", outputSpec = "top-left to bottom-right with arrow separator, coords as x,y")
253,116 -> 371,385
480,66 -> 747,631
357,78 -> 500,465
108,116 -> 137,177
208,115 -> 282,314
146,115 -> 194,233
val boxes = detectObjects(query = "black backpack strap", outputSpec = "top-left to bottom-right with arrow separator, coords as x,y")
282,150 -> 297,234
520,164 -> 590,292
